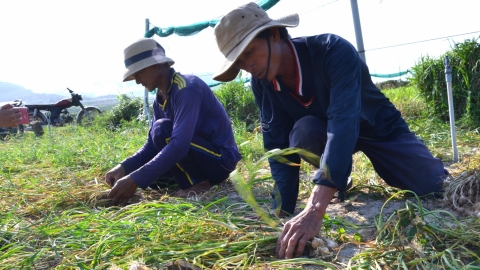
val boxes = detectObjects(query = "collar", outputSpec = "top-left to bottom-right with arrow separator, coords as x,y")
271,40 -> 303,96
159,68 -> 176,109
166,67 -> 176,94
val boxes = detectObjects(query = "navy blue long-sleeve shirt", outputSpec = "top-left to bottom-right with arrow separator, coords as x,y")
121,69 -> 242,189
251,34 -> 409,209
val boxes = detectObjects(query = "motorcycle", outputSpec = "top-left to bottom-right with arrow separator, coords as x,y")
25,88 -> 102,127
0,100 -> 25,141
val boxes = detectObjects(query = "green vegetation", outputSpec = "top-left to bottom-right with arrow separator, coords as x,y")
213,73 -> 259,132
375,79 -> 409,90
100,94 -> 145,130
1,83 -> 480,269
410,37 -> 480,125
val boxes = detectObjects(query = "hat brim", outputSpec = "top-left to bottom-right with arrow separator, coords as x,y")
123,56 -> 175,82
213,13 -> 299,82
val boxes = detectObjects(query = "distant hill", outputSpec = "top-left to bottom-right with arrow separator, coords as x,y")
0,82 -> 119,108
0,82 -> 66,104
0,82 -> 158,112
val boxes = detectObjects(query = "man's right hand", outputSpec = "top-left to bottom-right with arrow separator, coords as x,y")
275,184 -> 337,259
0,104 -> 21,128
105,164 -> 126,187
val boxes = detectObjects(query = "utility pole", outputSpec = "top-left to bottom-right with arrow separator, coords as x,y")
144,18 -> 152,127
350,0 -> 366,63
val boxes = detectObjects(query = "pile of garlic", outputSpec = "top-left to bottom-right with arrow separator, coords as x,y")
443,170 -> 480,216
310,236 -> 339,258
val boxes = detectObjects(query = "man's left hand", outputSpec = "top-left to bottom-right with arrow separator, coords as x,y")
107,175 -> 138,206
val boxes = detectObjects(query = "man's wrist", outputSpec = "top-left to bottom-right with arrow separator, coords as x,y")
308,202 -> 326,216
118,163 -> 125,173
308,184 -> 338,214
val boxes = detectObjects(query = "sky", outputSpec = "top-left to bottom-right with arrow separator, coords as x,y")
0,0 -> 479,97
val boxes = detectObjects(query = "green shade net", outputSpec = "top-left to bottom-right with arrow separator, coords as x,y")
203,70 -> 409,87
197,73 -> 250,88
205,71 -> 409,87
144,0 -> 281,38
142,0 -> 410,85
370,70 -> 410,78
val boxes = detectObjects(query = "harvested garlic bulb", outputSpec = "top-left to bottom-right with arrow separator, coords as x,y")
311,237 -> 325,249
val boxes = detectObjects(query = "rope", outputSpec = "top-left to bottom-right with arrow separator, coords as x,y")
144,0 -> 281,38
370,70 -> 410,78
205,70 -> 409,86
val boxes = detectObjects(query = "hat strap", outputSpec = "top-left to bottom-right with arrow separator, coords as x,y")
263,36 -> 272,81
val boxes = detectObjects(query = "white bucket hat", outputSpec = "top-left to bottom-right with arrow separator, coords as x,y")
213,2 -> 299,82
123,38 -> 175,82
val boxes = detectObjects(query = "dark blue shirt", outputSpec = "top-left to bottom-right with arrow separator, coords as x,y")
251,34 -> 409,194
122,68 -> 241,189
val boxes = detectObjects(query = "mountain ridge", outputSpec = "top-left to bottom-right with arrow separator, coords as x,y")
0,82 -> 119,104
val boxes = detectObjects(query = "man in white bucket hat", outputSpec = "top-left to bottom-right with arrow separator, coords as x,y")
105,38 -> 241,203
213,2 -> 448,259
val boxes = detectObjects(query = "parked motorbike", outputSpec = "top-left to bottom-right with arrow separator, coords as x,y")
25,88 -> 102,126
0,100 -> 25,141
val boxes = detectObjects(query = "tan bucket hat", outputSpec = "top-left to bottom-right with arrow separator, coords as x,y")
213,2 -> 299,82
123,38 -> 175,82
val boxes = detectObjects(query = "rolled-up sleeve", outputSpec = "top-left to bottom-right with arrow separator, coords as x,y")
312,36 -> 362,191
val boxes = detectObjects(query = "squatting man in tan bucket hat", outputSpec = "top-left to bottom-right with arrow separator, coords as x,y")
213,2 -> 449,259
105,38 -> 241,204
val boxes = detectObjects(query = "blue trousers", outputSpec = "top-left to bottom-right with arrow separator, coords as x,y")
288,115 -> 447,196
148,119 -> 231,190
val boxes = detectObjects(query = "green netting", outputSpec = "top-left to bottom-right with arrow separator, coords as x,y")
205,71 -> 410,87
143,0 -> 411,83
144,0 -> 281,38
370,70 -> 410,78
206,77 -> 250,88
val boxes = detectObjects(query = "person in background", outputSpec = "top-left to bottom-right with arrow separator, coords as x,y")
0,104 -> 21,127
105,38 -> 241,205
212,2 -> 448,259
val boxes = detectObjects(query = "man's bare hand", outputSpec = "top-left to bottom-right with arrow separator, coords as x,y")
105,164 -> 126,187
275,185 -> 337,259
0,104 -> 21,127
107,175 -> 138,206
